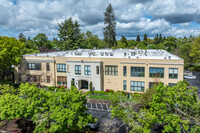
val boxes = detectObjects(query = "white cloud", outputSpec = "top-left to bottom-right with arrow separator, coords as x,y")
0,0 -> 200,40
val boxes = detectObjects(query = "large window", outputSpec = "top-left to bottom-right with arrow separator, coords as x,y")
84,65 -> 91,75
130,81 -> 145,92
57,76 -> 67,85
47,76 -> 50,83
105,65 -> 118,76
149,67 -> 164,78
46,63 -> 50,71
131,67 -> 145,77
57,64 -> 66,72
75,65 -> 81,75
169,68 -> 178,79
32,75 -> 42,82
27,63 -> 41,70
123,80 -> 127,90
123,66 -> 127,76
96,66 -> 99,74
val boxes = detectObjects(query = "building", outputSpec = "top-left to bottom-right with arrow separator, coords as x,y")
15,49 -> 184,92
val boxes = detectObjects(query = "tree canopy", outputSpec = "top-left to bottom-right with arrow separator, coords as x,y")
0,36 -> 24,79
104,3 -> 117,48
109,81 -> 200,133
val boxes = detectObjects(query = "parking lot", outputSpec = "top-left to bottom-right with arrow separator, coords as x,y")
186,72 -> 200,95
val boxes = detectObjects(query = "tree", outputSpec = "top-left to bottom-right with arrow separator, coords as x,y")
190,36 -> 200,63
23,39 -> 40,54
136,35 -> 140,42
104,4 -> 117,48
18,33 -> 26,43
0,83 -> 93,132
143,34 -> 147,41
0,36 -> 24,79
33,33 -> 52,49
109,81 -> 200,133
118,35 -> 128,48
58,18 -> 82,50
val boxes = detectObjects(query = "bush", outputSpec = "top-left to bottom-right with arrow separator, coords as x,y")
140,88 -> 156,107
47,86 -> 56,91
89,82 -> 93,92
58,86 -> 65,92
105,89 -> 110,92
109,89 -> 114,93
85,91 -> 92,96
93,90 -> 107,95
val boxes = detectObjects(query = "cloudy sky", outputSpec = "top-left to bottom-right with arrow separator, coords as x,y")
1,0 -> 200,40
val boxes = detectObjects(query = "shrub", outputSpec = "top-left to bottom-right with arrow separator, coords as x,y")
140,88 -> 156,107
48,86 -> 56,91
109,89 -> 114,93
89,82 -> 93,92
58,86 -> 65,92
71,80 -> 75,86
105,89 -> 110,92
85,91 -> 92,96
93,90 -> 107,95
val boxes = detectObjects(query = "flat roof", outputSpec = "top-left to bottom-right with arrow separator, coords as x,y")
23,48 -> 182,60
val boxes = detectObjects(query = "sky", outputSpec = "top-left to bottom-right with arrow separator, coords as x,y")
0,0 -> 200,40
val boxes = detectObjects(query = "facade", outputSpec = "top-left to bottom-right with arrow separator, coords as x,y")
15,49 -> 184,92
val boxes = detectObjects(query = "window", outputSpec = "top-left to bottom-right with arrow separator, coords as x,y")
131,67 -> 145,77
105,65 -> 118,76
130,81 -> 145,92
123,66 -> 127,76
75,65 -> 81,75
168,83 -> 177,87
47,76 -> 50,83
32,75 -> 42,82
149,67 -> 164,78
84,65 -> 91,75
57,64 -> 66,72
96,66 -> 99,74
27,63 -> 41,70
123,80 -> 127,90
169,68 -> 178,79
57,76 -> 67,85
19,74 -> 21,81
46,63 -> 50,71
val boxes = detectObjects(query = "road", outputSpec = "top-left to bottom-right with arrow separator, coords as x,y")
186,71 -> 200,95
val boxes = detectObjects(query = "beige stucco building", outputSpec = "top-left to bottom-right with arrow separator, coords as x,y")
15,49 -> 184,92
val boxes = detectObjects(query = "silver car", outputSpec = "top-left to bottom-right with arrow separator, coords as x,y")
184,75 -> 196,80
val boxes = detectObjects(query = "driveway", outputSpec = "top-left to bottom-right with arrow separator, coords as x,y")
186,71 -> 200,95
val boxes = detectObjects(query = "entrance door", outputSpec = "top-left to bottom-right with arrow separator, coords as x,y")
79,80 -> 89,89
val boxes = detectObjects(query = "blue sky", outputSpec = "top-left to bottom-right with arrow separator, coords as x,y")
0,0 -> 200,40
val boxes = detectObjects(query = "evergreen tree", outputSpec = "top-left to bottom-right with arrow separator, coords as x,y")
58,18 -> 82,50
18,33 -> 26,43
136,35 -> 140,42
143,34 -> 147,41
104,4 -> 117,48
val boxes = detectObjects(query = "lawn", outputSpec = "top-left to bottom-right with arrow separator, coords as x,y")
89,95 -> 110,100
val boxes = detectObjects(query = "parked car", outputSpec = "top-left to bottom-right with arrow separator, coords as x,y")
184,75 -> 196,80
86,118 -> 99,129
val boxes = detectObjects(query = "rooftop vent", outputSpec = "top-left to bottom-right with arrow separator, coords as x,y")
110,52 -> 114,56
100,52 -> 104,56
124,53 -> 127,56
105,52 -> 109,56
131,52 -> 136,56
168,56 -> 171,59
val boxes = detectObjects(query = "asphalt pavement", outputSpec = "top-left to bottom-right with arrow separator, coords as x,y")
187,71 -> 200,95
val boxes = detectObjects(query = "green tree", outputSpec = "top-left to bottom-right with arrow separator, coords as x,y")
104,4 -> 117,48
33,33 -> 52,49
23,39 -> 40,54
143,34 -> 147,41
58,18 -> 82,50
118,35 -> 128,48
136,35 -> 140,42
190,36 -> 200,63
109,81 -> 200,133
0,36 -> 24,79
18,33 -> 26,43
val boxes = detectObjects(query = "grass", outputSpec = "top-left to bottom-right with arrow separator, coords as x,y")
89,95 -> 110,100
